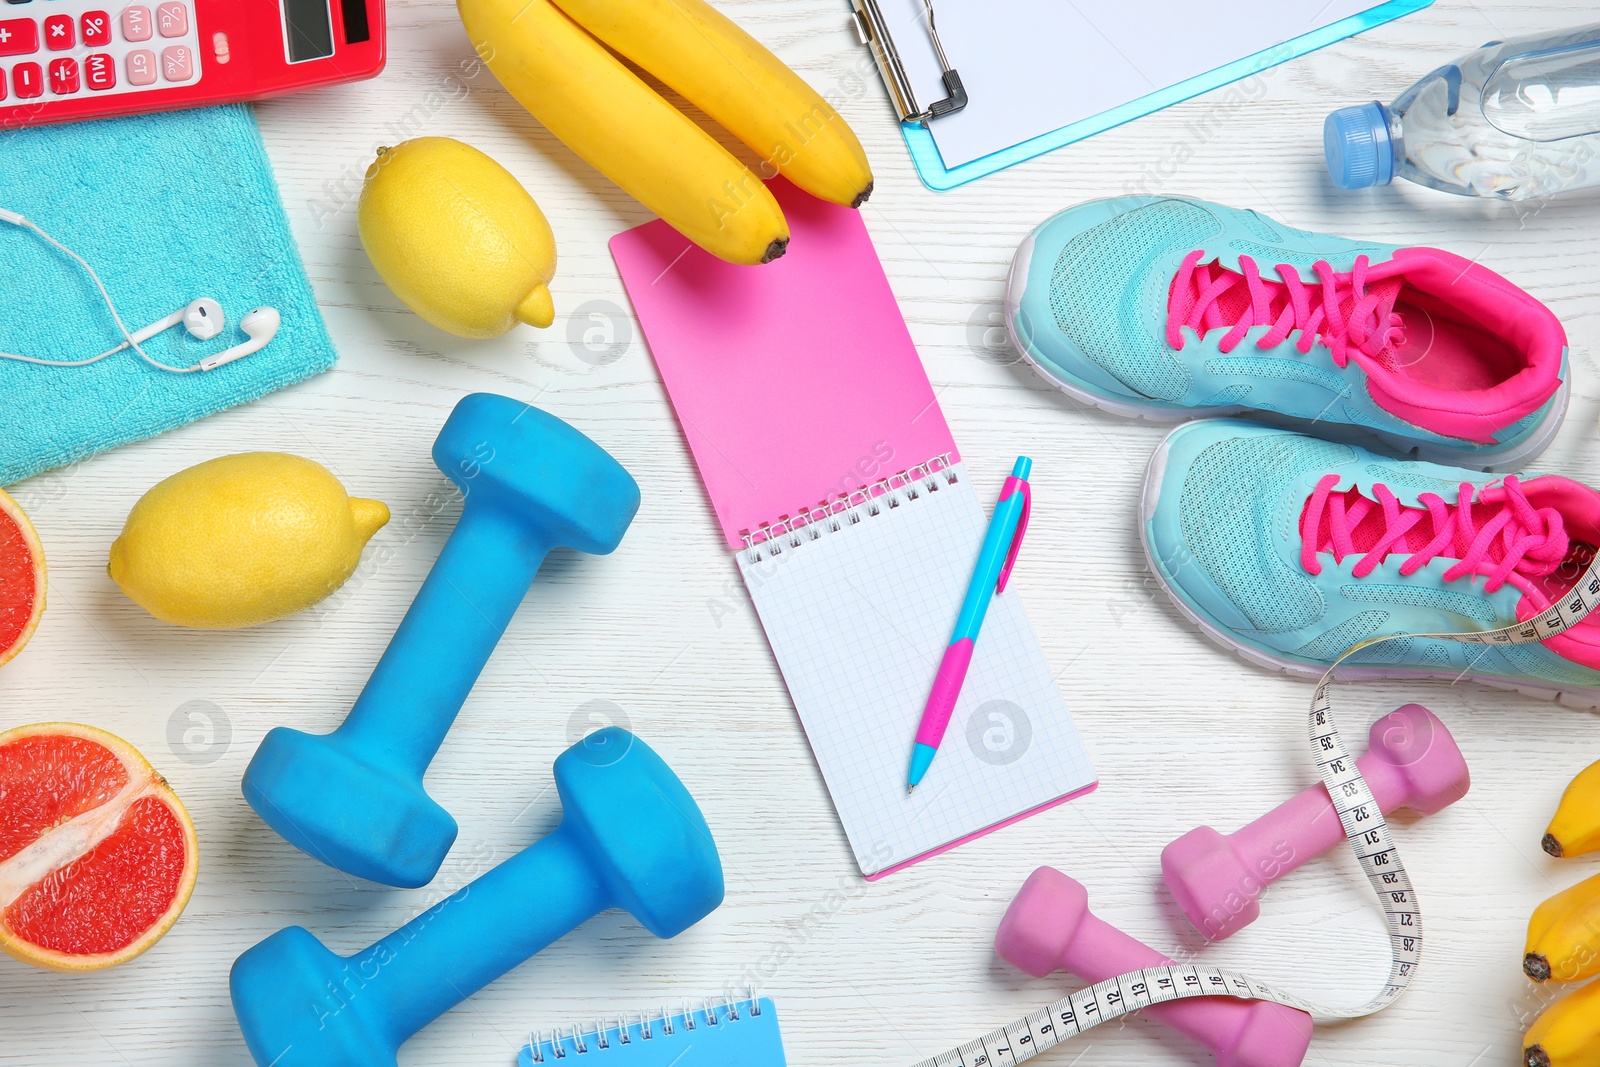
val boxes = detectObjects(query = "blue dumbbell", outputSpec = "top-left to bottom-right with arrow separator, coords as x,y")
242,393 -> 641,887
231,728 -> 724,1067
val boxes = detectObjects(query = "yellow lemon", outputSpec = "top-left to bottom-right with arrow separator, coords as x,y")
358,137 -> 557,338
108,454 -> 390,629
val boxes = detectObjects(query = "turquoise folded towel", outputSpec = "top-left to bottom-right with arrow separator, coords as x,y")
0,104 -> 336,485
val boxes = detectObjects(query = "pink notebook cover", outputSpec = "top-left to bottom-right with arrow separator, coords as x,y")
608,179 -> 958,548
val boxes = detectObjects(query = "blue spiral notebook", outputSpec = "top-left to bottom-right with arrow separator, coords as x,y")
518,998 -> 786,1066
855,0 -> 1432,189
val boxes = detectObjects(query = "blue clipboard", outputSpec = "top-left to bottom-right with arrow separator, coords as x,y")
896,0 -> 1433,191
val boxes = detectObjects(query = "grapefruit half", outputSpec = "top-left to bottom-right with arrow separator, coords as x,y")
0,722 -> 198,971
0,488 -> 45,667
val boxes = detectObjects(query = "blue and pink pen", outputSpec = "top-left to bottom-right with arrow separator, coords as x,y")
907,456 -> 1032,791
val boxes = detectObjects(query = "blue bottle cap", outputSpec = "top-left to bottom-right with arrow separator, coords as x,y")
1324,102 -> 1395,189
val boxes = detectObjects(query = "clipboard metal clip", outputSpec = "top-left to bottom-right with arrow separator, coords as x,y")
851,0 -> 967,125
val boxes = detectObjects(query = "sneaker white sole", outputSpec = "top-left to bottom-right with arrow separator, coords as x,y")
1138,427 -> 1600,710
1007,230 -> 1571,474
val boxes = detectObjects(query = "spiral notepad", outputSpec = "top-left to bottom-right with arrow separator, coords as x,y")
518,998 -> 785,1066
611,179 -> 1097,878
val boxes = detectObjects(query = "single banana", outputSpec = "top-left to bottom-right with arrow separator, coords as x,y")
458,0 -> 789,265
550,0 -> 873,208
1527,871 -> 1600,983
1545,758 -> 1600,858
1526,976 -> 1600,1067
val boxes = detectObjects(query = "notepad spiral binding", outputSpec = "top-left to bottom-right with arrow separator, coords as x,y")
740,452 -> 957,562
526,996 -> 763,1061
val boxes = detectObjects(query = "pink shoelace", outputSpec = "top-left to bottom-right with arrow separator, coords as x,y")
1299,474 -> 1570,594
1165,251 -> 1404,367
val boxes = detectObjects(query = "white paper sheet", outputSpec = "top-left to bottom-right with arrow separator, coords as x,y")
882,0 -> 1384,168
737,464 -> 1095,877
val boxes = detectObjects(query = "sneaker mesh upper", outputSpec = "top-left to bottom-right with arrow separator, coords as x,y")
1200,384 -> 1253,407
1224,238 -> 1392,269
1353,635 -> 1413,664
1048,200 -> 1220,401
1364,463 -> 1467,494
1292,610 -> 1387,658
1177,433 -> 1353,633
1341,583 -> 1497,622
1206,356 -> 1349,394
1498,642 -> 1600,686
1419,643 -> 1454,667
1236,210 -> 1287,245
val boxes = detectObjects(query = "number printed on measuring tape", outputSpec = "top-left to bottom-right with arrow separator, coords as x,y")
911,551 -> 1600,1067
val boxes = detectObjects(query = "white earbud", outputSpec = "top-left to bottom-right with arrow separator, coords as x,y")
182,297 -> 226,341
198,307 -> 280,371
0,210 -> 279,374
126,297 -> 227,346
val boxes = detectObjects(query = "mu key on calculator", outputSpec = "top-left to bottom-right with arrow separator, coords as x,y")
0,0 -> 386,127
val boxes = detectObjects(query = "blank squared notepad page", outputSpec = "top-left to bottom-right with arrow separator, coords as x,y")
738,465 -> 1095,877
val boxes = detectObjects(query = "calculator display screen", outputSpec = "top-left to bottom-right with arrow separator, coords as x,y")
283,0 -> 335,63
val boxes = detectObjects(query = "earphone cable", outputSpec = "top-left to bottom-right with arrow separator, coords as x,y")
0,216 -> 203,373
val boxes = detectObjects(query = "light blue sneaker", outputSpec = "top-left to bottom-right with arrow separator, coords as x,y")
1007,196 -> 1569,471
1141,419 -> 1600,705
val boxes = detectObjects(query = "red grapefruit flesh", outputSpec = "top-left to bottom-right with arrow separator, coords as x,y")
0,488 -> 46,668
0,723 -> 198,971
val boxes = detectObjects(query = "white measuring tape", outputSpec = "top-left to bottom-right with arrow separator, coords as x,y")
914,552 -> 1600,1067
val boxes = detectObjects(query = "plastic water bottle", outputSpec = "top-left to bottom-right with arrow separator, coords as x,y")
1324,23 -> 1600,200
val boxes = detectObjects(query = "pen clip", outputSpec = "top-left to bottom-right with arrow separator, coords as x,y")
995,479 -> 1030,593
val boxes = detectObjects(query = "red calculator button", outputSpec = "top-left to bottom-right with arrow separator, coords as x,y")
125,47 -> 154,84
0,17 -> 38,55
48,55 -> 76,93
84,51 -> 113,89
121,5 -> 150,41
155,2 -> 184,37
13,59 -> 40,97
43,14 -> 72,50
0,67 -> 6,101
159,43 -> 189,81
81,11 -> 110,46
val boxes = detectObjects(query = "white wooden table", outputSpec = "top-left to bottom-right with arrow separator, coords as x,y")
5,1 -> 1599,1063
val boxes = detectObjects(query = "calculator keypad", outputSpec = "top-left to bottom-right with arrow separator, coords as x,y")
4,0 -> 198,102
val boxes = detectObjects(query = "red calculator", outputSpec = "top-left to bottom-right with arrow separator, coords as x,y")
0,0 -> 385,127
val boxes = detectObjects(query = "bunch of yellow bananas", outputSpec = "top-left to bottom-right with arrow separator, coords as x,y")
1523,758 -> 1600,1067
457,0 -> 873,266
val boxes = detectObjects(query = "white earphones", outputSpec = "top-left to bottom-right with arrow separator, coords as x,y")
0,208 -> 280,374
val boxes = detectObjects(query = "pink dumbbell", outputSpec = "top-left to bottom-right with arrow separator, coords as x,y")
996,867 -> 1313,1067
1162,702 -> 1470,941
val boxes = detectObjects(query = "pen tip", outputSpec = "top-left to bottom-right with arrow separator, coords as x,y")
907,784 -> 915,794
